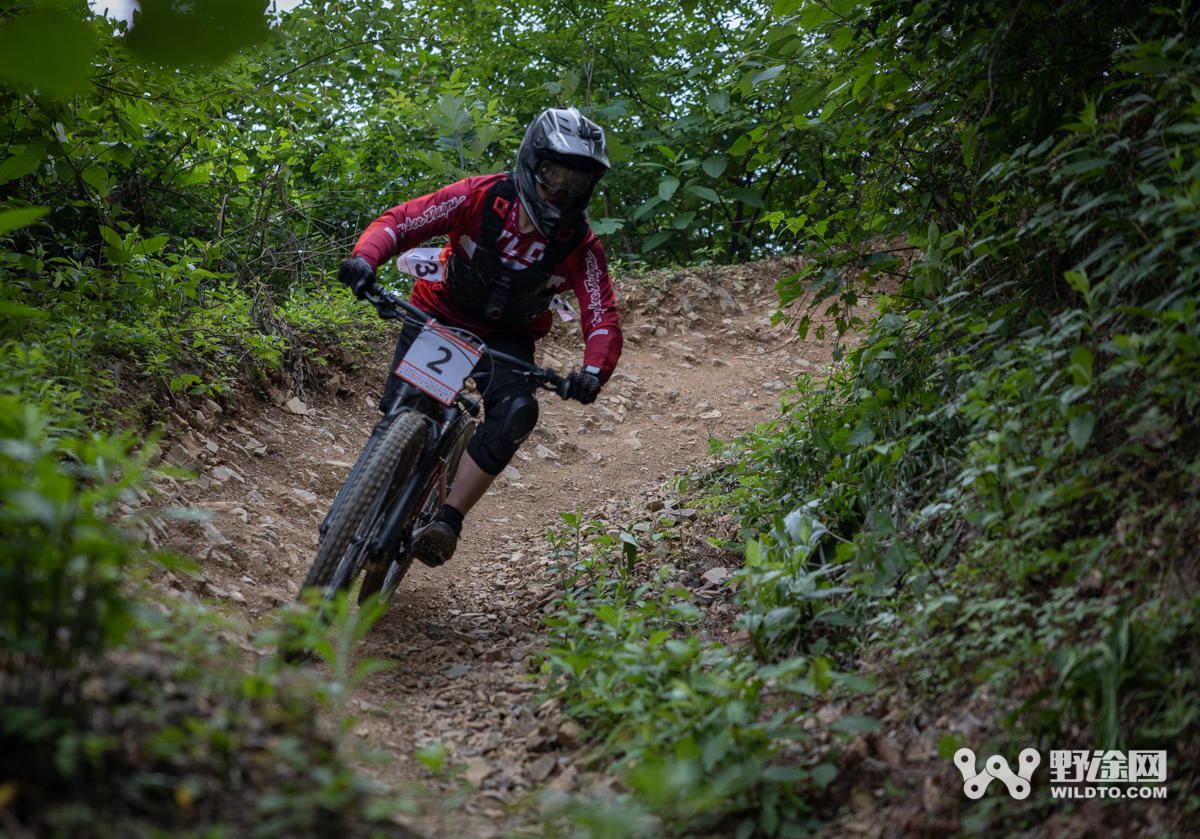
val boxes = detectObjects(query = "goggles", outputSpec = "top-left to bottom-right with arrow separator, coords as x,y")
533,160 -> 596,200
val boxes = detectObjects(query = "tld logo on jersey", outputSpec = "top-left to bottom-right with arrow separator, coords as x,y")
955,747 -> 1040,800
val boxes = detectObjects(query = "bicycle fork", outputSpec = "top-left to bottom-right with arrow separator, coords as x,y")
318,383 -> 443,540
367,430 -> 445,558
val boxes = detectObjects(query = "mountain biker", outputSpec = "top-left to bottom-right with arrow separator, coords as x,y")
337,106 -> 623,567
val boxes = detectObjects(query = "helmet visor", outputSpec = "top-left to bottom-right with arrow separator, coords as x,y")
534,160 -> 596,200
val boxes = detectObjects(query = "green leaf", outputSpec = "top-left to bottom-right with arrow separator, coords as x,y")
750,65 -> 785,86
415,742 -> 448,774
728,134 -> 753,156
846,425 -> 875,446
606,134 -> 633,162
810,763 -> 837,789
745,539 -> 762,567
762,766 -> 807,782
815,609 -> 854,626
672,211 -> 697,230
687,184 -> 721,202
619,530 -> 638,571
632,196 -> 663,220
962,124 -> 979,167
706,91 -> 731,114
724,187 -> 764,209
1064,269 -> 1090,296
589,217 -> 625,236
104,246 -> 133,265
658,177 -> 680,201
1070,346 -> 1094,385
0,7 -> 96,97
790,82 -> 830,117
938,733 -> 965,759
701,155 -> 728,178
0,207 -> 49,237
125,0 -> 271,68
670,601 -> 702,621
830,672 -> 876,694
0,153 -> 44,184
829,716 -> 885,733
641,231 -> 673,252
81,167 -> 110,192
0,302 -> 48,319
1069,411 -> 1095,450
135,236 -> 170,255
98,226 -> 123,249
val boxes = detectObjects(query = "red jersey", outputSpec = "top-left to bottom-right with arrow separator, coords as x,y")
352,174 -> 623,383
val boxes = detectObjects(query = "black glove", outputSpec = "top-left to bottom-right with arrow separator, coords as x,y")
563,371 -> 602,405
338,256 -> 376,299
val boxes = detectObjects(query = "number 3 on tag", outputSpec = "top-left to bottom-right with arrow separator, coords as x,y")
396,321 -> 483,405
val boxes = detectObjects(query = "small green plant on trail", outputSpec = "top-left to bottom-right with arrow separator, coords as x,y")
537,509 -> 879,838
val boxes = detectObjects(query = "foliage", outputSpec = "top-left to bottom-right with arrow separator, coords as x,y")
537,0 -> 1200,834
0,396 -> 149,667
680,0 -> 1200,831
728,0 -> 1200,737
539,511 -> 867,838
0,400 -> 418,836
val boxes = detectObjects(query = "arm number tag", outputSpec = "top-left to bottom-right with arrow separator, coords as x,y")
396,247 -> 446,283
396,321 -> 483,405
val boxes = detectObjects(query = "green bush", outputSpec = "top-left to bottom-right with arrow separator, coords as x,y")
0,396 -> 147,666
546,2 -> 1200,834
0,400 -> 410,836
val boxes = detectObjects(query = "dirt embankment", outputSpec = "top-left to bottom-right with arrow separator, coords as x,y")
135,258 -> 874,837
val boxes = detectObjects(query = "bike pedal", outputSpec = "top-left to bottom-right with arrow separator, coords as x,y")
414,547 -> 447,568
412,522 -> 456,567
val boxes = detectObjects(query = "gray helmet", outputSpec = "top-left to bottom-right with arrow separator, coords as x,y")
516,107 -> 610,238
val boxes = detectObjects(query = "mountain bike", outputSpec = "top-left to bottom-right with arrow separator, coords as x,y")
294,283 -> 569,609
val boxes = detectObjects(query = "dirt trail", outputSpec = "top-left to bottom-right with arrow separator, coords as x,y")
144,258 -> 865,837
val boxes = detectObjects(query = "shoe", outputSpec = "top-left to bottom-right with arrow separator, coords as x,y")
413,519 -> 458,567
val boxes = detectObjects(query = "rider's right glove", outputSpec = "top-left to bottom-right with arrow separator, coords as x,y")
338,256 -> 376,300
563,370 -> 602,405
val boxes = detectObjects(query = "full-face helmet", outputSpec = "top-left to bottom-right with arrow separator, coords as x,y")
516,107 -> 610,238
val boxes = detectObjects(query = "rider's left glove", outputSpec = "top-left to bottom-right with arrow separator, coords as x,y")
562,370 -> 602,405
338,256 -> 376,300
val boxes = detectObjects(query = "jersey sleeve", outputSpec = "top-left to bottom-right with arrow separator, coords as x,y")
351,178 -> 479,270
569,238 -> 624,384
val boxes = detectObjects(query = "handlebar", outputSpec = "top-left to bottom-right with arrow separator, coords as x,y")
362,284 -> 570,399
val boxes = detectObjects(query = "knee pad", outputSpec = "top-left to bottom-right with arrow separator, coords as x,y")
467,392 -> 539,474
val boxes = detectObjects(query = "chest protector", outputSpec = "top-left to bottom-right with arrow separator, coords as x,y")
446,174 -> 589,328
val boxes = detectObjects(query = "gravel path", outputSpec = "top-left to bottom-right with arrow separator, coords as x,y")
142,258 -> 865,837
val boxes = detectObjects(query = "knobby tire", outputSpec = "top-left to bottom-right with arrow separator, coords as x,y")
357,414 -> 475,604
299,411 -> 427,593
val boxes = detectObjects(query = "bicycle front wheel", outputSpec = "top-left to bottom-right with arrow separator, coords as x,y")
358,414 -> 475,604
298,411 -> 428,593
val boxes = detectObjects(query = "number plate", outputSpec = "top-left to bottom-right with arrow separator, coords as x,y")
395,247 -> 446,283
396,320 -> 483,405
550,295 -> 577,321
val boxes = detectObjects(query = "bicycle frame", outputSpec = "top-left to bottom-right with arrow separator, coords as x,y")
314,284 -> 568,592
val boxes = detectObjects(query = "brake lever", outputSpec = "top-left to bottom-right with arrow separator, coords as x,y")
362,284 -> 415,323
523,367 -> 568,397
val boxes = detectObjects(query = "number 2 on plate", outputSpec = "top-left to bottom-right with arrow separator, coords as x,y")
396,321 -> 483,405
